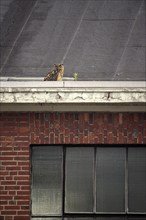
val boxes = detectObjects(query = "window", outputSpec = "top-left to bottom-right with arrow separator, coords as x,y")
31,145 -> 146,220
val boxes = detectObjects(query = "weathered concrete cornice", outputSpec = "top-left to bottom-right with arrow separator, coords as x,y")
0,80 -> 146,112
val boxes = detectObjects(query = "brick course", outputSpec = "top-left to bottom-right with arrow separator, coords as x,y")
0,112 -> 146,220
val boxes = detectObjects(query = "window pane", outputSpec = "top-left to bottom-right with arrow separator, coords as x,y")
65,217 -> 126,220
96,147 -> 125,212
32,146 -> 63,215
128,147 -> 146,212
64,218 -> 94,220
96,217 -> 126,220
65,147 -> 94,212
32,219 -> 61,220
127,217 -> 146,220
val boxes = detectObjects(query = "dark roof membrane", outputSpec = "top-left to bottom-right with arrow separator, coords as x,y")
0,0 -> 145,81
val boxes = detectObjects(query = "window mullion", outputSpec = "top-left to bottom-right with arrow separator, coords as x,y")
125,147 -> 128,213
63,146 -> 66,216
93,146 -> 96,213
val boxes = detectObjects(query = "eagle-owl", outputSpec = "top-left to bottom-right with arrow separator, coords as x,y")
44,64 -> 64,81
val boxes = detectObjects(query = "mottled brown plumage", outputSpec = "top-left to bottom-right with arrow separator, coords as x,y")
44,64 -> 64,81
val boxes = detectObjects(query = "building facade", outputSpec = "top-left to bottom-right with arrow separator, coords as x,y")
0,81 -> 146,220
0,1 -> 146,219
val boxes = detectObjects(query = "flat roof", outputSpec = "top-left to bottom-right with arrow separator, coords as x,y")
0,0 -> 145,81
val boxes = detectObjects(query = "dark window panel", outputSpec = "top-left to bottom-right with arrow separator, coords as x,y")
64,217 -> 126,220
96,147 -> 126,213
32,146 -> 63,215
64,218 -> 94,220
31,217 -> 146,220
96,217 -> 126,220
127,216 -> 146,220
65,147 -> 94,213
31,218 -> 61,220
128,147 -> 146,213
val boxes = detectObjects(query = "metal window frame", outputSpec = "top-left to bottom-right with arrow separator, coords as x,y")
30,144 -> 146,218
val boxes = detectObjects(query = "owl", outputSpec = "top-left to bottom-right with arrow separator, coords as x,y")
44,64 -> 64,81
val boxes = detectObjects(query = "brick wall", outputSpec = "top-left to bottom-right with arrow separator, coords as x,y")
0,112 -> 146,220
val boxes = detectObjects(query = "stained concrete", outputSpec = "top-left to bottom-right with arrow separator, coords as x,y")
0,80 -> 145,112
0,81 -> 145,104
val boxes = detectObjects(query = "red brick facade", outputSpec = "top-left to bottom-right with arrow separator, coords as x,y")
0,112 -> 146,220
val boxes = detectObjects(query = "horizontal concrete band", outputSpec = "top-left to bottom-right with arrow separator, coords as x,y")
0,80 -> 146,112
0,104 -> 145,112
0,79 -> 146,87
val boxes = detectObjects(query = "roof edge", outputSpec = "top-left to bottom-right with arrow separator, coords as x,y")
0,80 -> 145,112
0,79 -> 146,88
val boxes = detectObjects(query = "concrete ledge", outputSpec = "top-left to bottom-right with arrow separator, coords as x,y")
0,80 -> 146,88
0,80 -> 146,112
